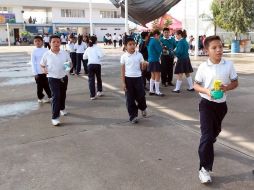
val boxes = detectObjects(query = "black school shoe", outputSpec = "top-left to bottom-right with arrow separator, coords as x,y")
155,92 -> 165,97
172,90 -> 180,93
168,82 -> 174,86
130,117 -> 138,124
149,91 -> 155,96
187,88 -> 195,91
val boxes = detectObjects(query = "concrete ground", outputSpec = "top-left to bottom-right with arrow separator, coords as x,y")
0,45 -> 253,190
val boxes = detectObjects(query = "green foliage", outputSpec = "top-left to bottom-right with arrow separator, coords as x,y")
20,31 -> 32,37
215,0 -> 254,39
164,18 -> 172,28
151,19 -> 161,30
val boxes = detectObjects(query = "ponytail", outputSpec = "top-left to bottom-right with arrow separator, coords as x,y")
176,29 -> 187,38
88,36 -> 97,47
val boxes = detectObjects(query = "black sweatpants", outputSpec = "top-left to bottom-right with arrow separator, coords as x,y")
76,53 -> 88,74
198,98 -> 227,171
161,54 -> 174,85
125,77 -> 147,121
69,52 -> 76,74
88,64 -> 102,98
48,76 -> 68,119
35,74 -> 51,100
142,69 -> 151,89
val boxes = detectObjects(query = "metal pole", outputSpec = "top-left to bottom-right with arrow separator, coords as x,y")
6,23 -> 11,47
89,0 -> 93,35
125,0 -> 129,34
194,0 -> 199,57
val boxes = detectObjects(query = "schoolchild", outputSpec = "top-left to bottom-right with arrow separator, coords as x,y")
40,35 -> 71,126
194,35 -> 238,183
83,36 -> 104,100
66,35 -> 76,75
172,29 -> 194,93
120,37 -> 148,124
43,33 -> 50,49
31,35 -> 52,103
74,35 -> 88,75
147,29 -> 164,96
160,28 -> 176,87
139,31 -> 151,91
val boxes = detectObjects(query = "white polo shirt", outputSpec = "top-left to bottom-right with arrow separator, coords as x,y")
31,47 -> 48,75
83,44 -> 104,65
43,36 -> 49,43
74,42 -> 87,53
120,51 -> 144,77
40,50 -> 71,79
195,58 -> 238,103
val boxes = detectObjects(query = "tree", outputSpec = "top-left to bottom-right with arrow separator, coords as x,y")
164,18 -> 172,28
151,19 -> 162,30
217,0 -> 254,40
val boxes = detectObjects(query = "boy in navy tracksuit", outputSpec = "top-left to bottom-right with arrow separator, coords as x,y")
121,37 -> 147,124
160,28 -> 176,87
194,36 -> 238,184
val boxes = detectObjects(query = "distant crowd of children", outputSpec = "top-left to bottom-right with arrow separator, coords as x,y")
31,29 -> 238,184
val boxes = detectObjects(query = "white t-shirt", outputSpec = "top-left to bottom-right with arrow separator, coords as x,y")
40,50 -> 71,79
83,44 -> 104,65
43,36 -> 49,43
113,35 -> 117,41
74,42 -> 87,53
195,58 -> 238,103
31,47 -> 48,75
67,42 -> 75,52
61,35 -> 67,43
120,51 -> 144,77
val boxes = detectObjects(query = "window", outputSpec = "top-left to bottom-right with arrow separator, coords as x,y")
101,28 -> 108,30
100,11 -> 120,18
0,7 -> 12,13
61,9 -> 85,18
114,28 -> 121,30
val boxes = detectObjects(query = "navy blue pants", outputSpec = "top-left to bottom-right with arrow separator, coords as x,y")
198,98 -> 227,171
48,76 -> 68,119
125,77 -> 147,121
35,74 -> 51,100
88,64 -> 102,98
76,53 -> 88,74
161,54 -> 174,84
69,52 -> 76,74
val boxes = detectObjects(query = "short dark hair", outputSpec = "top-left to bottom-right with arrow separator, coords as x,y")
152,29 -> 161,36
204,35 -> 221,49
49,35 -> 60,43
141,32 -> 149,40
163,28 -> 169,32
124,37 -> 135,45
34,35 -> 43,41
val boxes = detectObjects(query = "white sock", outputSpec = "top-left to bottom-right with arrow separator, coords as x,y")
174,80 -> 182,91
150,79 -> 155,92
155,81 -> 160,94
187,76 -> 193,89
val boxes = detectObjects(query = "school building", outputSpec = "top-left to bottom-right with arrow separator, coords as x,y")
0,0 -> 125,44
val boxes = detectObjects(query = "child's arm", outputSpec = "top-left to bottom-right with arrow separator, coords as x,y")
40,54 -> 48,74
31,52 -> 38,78
220,80 -> 238,92
121,64 -> 127,92
83,49 -> 88,60
193,82 -> 211,98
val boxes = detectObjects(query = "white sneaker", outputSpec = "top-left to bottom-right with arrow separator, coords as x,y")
199,167 -> 212,184
96,91 -> 103,97
43,98 -> 51,103
38,99 -> 43,103
131,117 -> 138,124
90,97 -> 96,100
141,109 -> 147,117
60,110 -> 68,116
51,118 -> 60,126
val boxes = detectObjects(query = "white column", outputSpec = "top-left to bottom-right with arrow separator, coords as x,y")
125,0 -> 129,34
194,0 -> 199,57
6,23 -> 11,47
183,0 -> 187,29
89,0 -> 93,35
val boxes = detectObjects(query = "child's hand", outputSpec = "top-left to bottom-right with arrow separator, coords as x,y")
122,83 -> 127,92
205,88 -> 212,98
220,84 -> 228,92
